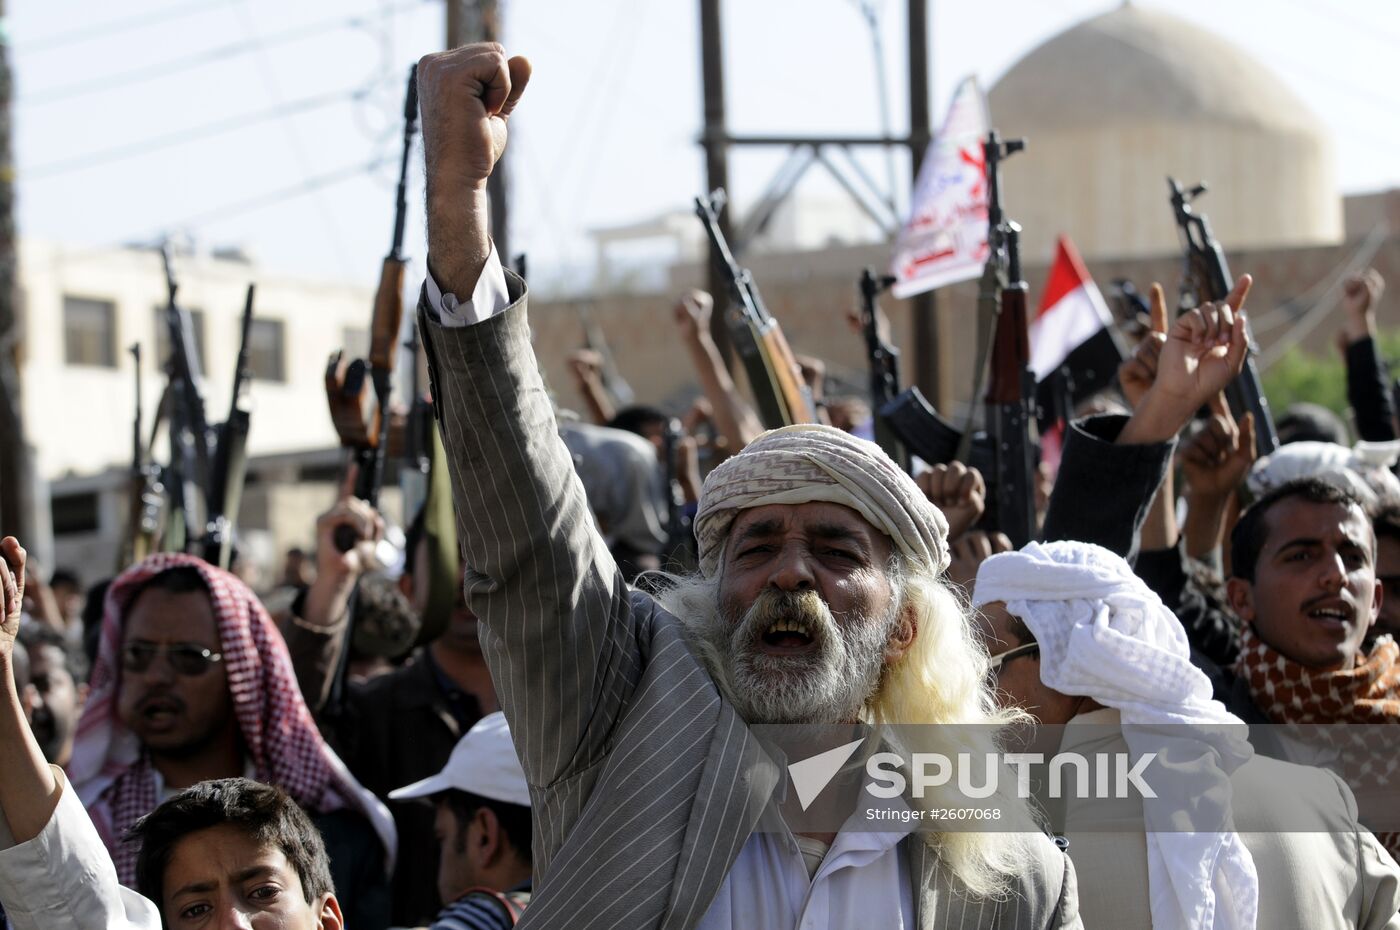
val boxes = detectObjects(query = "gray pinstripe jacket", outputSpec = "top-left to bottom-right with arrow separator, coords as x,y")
420,276 -> 1081,929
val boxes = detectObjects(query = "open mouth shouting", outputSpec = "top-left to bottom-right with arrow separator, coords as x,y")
1304,598 -> 1353,631
759,615 -> 819,655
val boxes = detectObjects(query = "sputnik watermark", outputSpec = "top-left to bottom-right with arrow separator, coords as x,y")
787,740 -> 1158,811
762,722 -> 1400,833
865,751 -> 1158,801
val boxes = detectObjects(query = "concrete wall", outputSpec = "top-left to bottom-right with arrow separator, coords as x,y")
532,224 -> 1400,423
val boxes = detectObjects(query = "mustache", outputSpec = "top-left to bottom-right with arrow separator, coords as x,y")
732,589 -> 837,647
136,692 -> 187,715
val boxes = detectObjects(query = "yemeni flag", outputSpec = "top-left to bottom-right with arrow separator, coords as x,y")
1031,236 -> 1126,470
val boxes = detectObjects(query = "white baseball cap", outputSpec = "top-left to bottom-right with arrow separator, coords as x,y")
388,712 -> 531,808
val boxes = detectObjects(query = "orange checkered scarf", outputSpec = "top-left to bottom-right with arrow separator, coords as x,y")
1235,625 -> 1400,856
1234,625 -> 1400,725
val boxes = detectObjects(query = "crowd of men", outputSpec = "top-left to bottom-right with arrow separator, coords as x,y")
1,41 -> 1399,930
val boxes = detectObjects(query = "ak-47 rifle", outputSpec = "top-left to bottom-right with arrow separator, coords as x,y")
984,221 -> 1037,548
1168,178 -> 1277,457
977,132 -> 1036,547
879,132 -> 1036,545
694,190 -> 817,429
120,344 -> 164,569
326,64 -> 419,551
857,268 -> 909,471
159,244 -> 214,552
201,285 -> 256,570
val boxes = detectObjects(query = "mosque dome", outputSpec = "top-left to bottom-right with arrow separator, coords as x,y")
987,3 -> 1342,262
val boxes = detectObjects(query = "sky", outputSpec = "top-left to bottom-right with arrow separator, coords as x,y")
10,0 -> 1400,295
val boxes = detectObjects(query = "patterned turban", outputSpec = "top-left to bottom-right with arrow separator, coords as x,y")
694,424 -> 950,577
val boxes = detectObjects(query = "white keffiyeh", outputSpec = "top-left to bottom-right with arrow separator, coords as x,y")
974,540 -> 1259,930
1246,439 -> 1400,509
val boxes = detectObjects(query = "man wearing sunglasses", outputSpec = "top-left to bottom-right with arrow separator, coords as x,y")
972,540 -> 1400,930
66,552 -> 399,929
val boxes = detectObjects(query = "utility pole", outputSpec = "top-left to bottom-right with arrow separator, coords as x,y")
0,0 -> 32,545
907,0 -> 951,411
445,0 -> 510,262
697,0 -> 734,357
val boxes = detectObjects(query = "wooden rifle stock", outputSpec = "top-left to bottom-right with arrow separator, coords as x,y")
758,324 -> 812,429
370,257 -> 406,373
694,190 -> 817,428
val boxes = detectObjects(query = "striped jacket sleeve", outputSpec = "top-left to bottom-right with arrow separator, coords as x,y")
419,277 -> 646,791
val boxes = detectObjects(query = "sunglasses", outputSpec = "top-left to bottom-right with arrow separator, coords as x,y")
120,641 -> 224,676
987,641 -> 1040,674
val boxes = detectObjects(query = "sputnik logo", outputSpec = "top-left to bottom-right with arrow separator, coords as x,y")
787,737 -> 866,811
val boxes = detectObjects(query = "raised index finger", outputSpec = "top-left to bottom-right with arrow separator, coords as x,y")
1224,273 -> 1253,312
337,461 -> 359,502
1149,282 -> 1169,336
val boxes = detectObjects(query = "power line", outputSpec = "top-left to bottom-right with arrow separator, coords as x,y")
153,157 -> 389,236
232,1 -> 360,283
14,0 -> 236,55
22,86 -> 369,179
18,0 -> 432,107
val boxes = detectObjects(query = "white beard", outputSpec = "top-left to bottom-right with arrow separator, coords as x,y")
690,587 -> 900,725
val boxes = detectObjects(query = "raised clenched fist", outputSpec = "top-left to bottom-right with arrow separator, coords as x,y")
917,462 -> 986,541
418,43 -> 531,297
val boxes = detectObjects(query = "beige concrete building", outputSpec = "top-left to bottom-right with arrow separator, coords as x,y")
987,3 -> 1343,264
16,238 -> 387,586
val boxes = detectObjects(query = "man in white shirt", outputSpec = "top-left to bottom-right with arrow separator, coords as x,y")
0,537 -> 345,930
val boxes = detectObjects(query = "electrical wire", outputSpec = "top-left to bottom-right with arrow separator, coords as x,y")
18,0 -> 431,107
1257,220 -> 1392,371
22,86 -> 369,180
231,1 -> 363,281
153,157 -> 390,237
14,0 -> 236,55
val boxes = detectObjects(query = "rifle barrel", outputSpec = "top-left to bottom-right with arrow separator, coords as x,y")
389,64 -> 419,259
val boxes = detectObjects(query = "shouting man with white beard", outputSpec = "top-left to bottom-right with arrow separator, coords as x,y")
411,42 -> 1243,930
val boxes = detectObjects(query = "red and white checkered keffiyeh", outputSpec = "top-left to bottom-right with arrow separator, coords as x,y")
68,552 -> 397,886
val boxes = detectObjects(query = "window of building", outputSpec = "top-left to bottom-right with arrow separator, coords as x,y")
153,305 -> 207,368
51,491 -> 100,536
63,296 -> 117,368
248,318 -> 286,382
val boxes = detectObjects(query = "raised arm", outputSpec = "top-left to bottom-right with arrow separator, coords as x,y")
415,44 -> 644,789
1338,270 -> 1397,441
0,538 -> 162,930
674,290 -> 764,455
1045,278 -> 1253,560
0,539 -> 55,844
